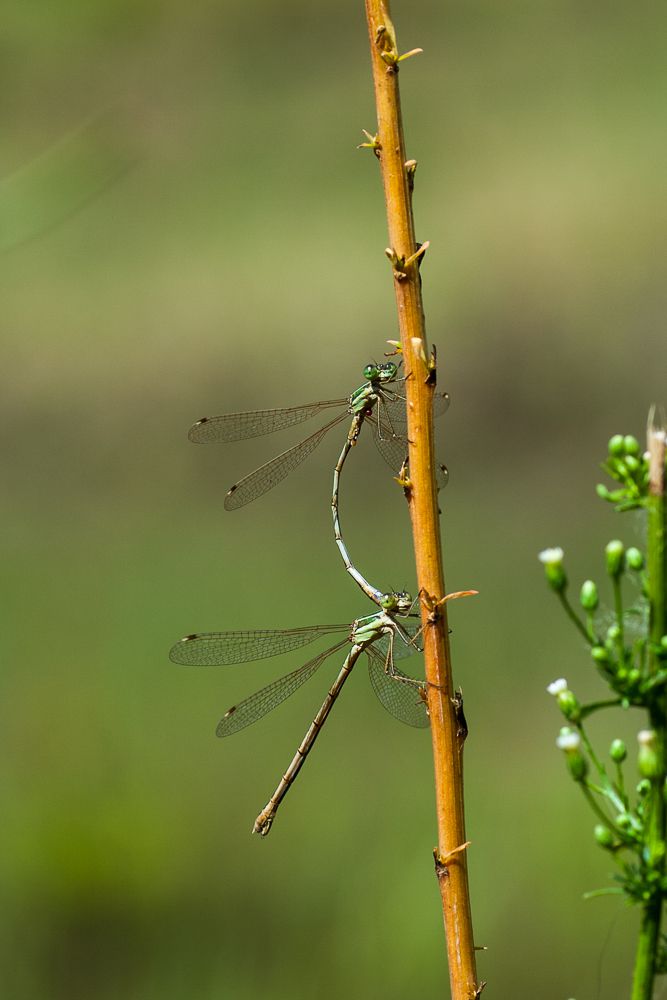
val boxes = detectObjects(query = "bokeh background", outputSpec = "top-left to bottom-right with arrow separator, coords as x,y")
2,1 -> 666,997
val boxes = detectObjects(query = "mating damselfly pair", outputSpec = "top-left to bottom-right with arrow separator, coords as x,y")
170,361 -> 452,834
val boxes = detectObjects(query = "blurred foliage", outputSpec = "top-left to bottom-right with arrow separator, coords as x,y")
1,0 -> 665,997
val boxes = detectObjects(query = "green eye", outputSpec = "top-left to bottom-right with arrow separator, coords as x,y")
363,364 -> 379,381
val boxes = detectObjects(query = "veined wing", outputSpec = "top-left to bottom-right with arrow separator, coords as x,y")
188,399 -> 346,443
366,418 -> 449,491
374,620 -> 423,662
367,647 -> 429,729
225,411 -> 348,509
217,638 -> 349,736
377,390 -> 450,435
169,624 -> 349,665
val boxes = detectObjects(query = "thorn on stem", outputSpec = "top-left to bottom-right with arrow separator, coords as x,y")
395,459 -> 412,498
433,841 -> 471,875
385,241 -> 429,282
405,158 -> 417,193
426,344 -> 437,386
420,588 -> 479,624
358,129 -> 381,158
452,687 -> 468,742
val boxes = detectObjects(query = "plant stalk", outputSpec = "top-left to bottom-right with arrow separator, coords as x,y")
363,3 -> 479,996
632,414 -> 666,1000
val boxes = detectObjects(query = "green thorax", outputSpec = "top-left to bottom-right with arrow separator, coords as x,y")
348,362 -> 399,415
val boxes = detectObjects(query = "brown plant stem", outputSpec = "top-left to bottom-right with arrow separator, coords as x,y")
363,2 -> 480,997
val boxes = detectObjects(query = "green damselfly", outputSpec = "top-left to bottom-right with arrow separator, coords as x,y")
169,590 -> 428,835
188,362 -> 448,509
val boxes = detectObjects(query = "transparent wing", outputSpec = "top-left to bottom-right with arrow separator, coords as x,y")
224,412 -> 347,509
374,620 -> 423,661
367,418 -> 449,491
216,639 -> 349,736
188,399 -> 347,443
376,389 -> 450,435
367,647 -> 429,729
169,624 -> 350,666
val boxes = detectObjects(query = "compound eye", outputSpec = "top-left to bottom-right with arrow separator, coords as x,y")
379,362 -> 398,380
364,364 -> 379,381
379,592 -> 397,611
396,590 -> 412,612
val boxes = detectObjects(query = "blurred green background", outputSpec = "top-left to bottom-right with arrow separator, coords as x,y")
2,1 -> 665,997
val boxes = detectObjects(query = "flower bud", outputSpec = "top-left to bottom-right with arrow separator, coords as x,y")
610,739 -> 627,763
606,624 -> 621,643
608,435 -> 625,457
547,679 -> 581,721
558,690 -> 580,722
638,730 -> 661,779
591,645 -> 610,665
596,484 -> 611,500
556,728 -> 587,781
625,455 -> 640,475
580,580 -> 599,611
616,813 -> 632,831
636,779 -> 651,798
625,547 -> 644,571
539,548 -> 567,591
623,435 -> 640,456
605,540 -> 625,578
594,824 -> 615,849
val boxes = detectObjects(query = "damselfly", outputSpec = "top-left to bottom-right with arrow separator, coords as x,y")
169,590 -> 427,835
188,362 -> 448,509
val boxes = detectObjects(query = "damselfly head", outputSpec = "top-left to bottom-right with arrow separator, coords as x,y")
380,590 -> 413,615
363,361 -> 398,384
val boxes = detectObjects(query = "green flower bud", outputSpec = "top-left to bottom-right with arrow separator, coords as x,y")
605,540 -> 625,578
606,624 -> 621,643
638,730 -> 661,779
596,483 -> 611,500
616,813 -> 633,831
558,690 -> 580,722
660,636 -> 667,652
626,547 -> 644,571
591,645 -> 610,664
610,739 -> 627,763
556,728 -> 587,781
547,679 -> 580,720
608,435 -> 625,457
594,824 -> 615,849
580,580 -> 599,611
623,435 -> 640,456
636,779 -> 652,798
625,455 -> 640,475
538,548 -> 567,591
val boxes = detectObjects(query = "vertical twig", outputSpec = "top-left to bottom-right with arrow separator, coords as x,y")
632,411 -> 667,1000
362,3 -> 480,997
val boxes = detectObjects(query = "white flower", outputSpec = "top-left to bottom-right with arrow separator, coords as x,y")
539,547 -> 564,565
556,730 -> 581,752
547,678 -> 568,696
637,729 -> 656,747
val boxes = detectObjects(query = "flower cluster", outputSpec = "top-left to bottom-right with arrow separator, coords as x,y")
540,432 -> 667,921
538,541 -> 667,706
596,434 -> 650,511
